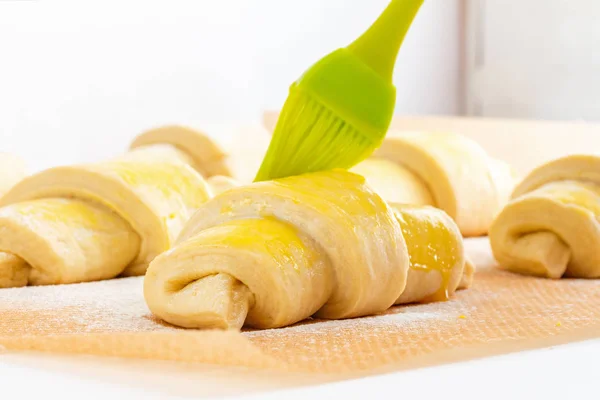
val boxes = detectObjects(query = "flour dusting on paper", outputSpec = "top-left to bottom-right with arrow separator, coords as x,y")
0,275 -> 470,336
0,277 -> 174,334
245,301 -> 465,339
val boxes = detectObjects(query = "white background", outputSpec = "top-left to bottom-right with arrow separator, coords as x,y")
2,1 -> 599,173
0,0 -> 461,173
465,0 -> 600,121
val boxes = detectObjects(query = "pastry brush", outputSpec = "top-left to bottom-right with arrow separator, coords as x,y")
254,0 -> 424,181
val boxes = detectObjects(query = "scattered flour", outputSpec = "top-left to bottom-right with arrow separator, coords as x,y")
0,277 -> 176,333
245,301 -> 464,338
0,276 -> 469,337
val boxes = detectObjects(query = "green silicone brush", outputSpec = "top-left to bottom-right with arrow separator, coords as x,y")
254,0 -> 424,182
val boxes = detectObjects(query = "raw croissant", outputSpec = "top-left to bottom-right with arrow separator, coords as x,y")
0,142 -> 212,288
144,170 -> 470,330
392,203 -> 468,304
351,131 -> 518,237
130,124 -> 270,184
490,154 -> 600,278
206,175 -> 241,196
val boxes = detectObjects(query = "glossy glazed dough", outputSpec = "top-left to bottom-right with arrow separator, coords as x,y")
0,153 -> 27,197
350,131 -> 518,237
490,154 -> 600,278
392,204 -> 467,304
144,170 -> 472,330
130,124 -> 270,183
0,144 -> 212,288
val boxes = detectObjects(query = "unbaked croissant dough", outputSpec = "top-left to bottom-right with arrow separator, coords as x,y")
0,142 -> 212,288
350,131 -> 518,237
0,153 -> 27,197
144,170 -> 471,330
130,124 -> 270,184
392,203 -> 468,304
490,154 -> 600,279
206,175 -> 241,196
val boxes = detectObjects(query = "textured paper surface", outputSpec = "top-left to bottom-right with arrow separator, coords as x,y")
1,238 -> 599,377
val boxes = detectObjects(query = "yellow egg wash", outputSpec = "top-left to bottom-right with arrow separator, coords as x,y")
527,181 -> 600,216
393,205 -> 461,302
220,203 -> 234,215
188,218 -> 322,272
105,161 -> 210,208
271,170 -> 382,217
10,198 -> 104,228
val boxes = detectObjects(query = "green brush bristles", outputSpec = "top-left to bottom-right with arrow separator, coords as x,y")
255,88 -> 378,181
254,0 -> 424,182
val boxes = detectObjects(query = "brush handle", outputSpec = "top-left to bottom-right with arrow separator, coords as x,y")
347,0 -> 424,82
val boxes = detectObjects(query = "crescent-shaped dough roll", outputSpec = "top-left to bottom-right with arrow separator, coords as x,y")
206,175 -> 241,196
0,144 -> 212,287
351,158 -> 434,206
490,155 -> 600,279
0,153 -> 29,287
130,124 -> 270,183
0,153 -> 27,197
145,170 -> 408,329
144,170 -> 474,330
350,131 -> 518,237
391,204 -> 467,304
